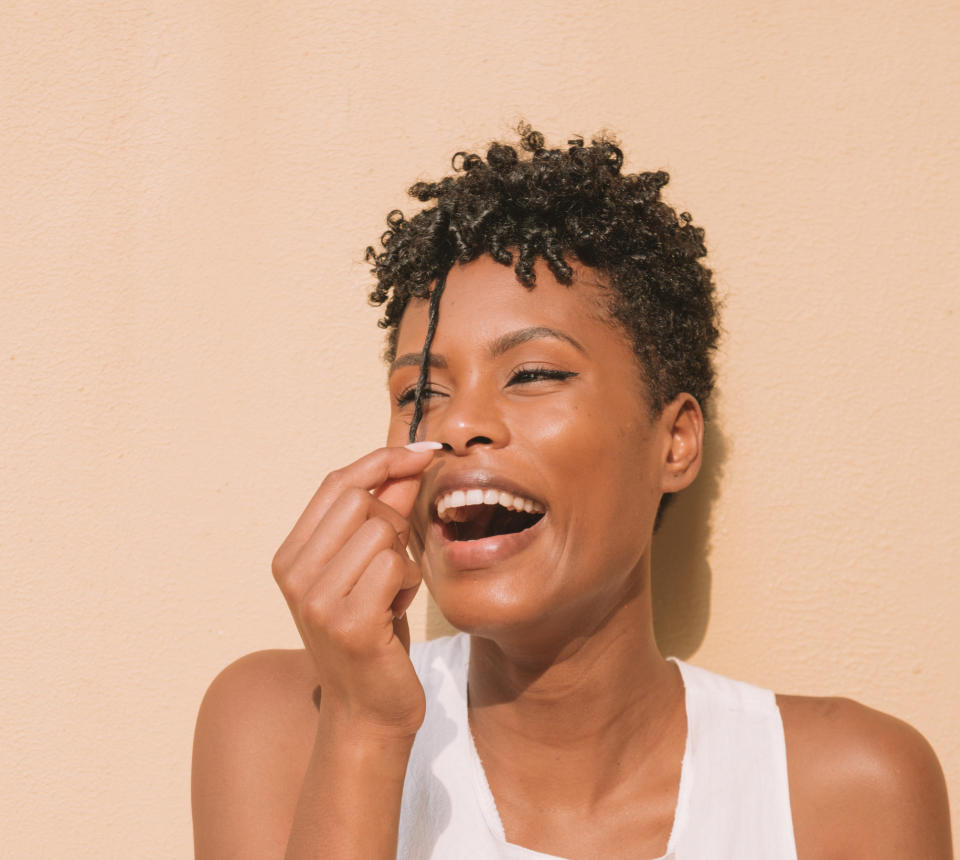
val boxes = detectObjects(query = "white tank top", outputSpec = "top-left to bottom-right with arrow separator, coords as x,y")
399,634 -> 797,859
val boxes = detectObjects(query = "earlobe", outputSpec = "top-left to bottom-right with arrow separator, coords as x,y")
661,394 -> 704,493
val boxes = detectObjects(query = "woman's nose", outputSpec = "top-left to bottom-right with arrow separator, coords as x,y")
425,389 -> 509,455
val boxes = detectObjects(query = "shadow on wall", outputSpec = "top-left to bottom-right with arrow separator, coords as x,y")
652,419 -> 727,660
425,419 -> 726,650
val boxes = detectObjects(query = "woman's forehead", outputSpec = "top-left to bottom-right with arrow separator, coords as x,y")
394,256 -> 622,358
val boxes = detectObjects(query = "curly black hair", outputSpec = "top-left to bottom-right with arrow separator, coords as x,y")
366,126 -> 719,422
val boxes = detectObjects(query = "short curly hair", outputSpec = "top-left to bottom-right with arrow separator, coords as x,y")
366,126 -> 719,418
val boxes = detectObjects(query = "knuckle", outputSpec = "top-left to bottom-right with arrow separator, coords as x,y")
275,577 -> 295,603
373,548 -> 404,580
364,516 -> 398,545
271,543 -> 291,582
301,585 -> 334,629
321,468 -> 347,492
341,486 -> 371,512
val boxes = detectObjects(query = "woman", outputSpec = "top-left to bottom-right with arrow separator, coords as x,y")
192,129 -> 952,858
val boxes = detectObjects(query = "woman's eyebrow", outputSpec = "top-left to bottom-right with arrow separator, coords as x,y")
389,352 -> 447,376
388,327 -> 584,377
489,326 -> 586,356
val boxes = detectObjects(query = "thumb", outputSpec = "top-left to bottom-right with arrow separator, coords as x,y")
374,473 -> 425,519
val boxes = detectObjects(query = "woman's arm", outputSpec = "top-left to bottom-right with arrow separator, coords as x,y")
283,705 -> 416,858
192,650 -> 319,859
191,649 -> 418,859
192,445 -> 439,859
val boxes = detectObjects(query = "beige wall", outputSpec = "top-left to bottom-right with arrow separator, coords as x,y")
3,1 -> 957,855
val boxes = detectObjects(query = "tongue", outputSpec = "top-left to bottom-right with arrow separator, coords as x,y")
450,506 -> 497,542
448,505 -> 543,542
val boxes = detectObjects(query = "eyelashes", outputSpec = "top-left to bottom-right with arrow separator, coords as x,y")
508,367 -> 577,385
394,366 -> 578,408
395,385 -> 433,408
395,387 -> 434,408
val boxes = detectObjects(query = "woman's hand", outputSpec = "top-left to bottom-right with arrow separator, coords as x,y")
272,443 -> 439,738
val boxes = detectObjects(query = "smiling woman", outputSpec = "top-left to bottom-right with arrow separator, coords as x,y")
190,130 -> 953,859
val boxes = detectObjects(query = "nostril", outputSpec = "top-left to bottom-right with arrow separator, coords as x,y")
465,435 -> 493,447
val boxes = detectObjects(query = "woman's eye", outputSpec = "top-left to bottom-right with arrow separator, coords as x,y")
395,386 -> 442,408
395,369 -> 576,406
508,367 -> 578,386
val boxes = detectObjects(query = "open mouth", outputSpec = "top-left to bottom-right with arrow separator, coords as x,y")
436,490 -> 546,542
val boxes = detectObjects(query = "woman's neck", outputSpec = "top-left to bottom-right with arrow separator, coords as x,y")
466,585 -> 684,809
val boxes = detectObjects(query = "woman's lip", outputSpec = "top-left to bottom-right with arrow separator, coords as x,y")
432,513 -> 547,570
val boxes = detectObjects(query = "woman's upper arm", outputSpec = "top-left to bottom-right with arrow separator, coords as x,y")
192,649 -> 319,860
781,694 -> 953,859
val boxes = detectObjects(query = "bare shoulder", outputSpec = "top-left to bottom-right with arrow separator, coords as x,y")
777,693 -> 952,859
195,647 -> 320,739
192,649 -> 320,859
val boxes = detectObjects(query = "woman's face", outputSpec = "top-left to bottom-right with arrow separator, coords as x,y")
387,255 -> 689,641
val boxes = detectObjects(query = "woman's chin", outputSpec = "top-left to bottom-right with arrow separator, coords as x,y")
425,576 -> 547,639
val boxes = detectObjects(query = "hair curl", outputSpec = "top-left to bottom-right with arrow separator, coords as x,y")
366,126 -> 719,417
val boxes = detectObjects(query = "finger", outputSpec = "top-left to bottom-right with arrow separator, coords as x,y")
318,445 -> 439,517
373,471 -> 431,521
303,515 -> 403,602
278,490 -> 409,600
407,519 -> 425,561
346,547 -> 421,623
278,446 -> 439,566
311,487 -> 411,560
391,579 -> 421,618
301,549 -> 418,661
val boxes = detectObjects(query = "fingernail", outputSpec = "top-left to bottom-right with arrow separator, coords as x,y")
405,441 -> 443,452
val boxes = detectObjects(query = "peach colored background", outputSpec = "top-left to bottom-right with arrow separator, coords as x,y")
3,1 -> 957,856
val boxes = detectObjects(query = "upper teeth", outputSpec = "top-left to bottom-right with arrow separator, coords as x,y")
436,488 -> 545,522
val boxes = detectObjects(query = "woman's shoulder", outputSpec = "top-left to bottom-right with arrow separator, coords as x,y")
776,693 -> 952,858
197,647 -> 317,725
192,649 -> 320,854
194,648 -> 319,761
193,637 -> 467,759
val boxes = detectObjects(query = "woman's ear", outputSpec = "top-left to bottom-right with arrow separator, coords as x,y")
659,393 -> 704,493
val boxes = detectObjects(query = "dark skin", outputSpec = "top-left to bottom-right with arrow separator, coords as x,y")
192,255 -> 952,859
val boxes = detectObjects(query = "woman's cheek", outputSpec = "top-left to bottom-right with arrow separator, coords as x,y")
386,413 -> 410,446
521,397 -> 602,451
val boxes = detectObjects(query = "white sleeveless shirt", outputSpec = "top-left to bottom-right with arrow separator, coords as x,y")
399,634 -> 797,859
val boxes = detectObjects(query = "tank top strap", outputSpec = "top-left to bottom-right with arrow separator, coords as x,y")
668,658 -> 798,860
670,657 -> 778,713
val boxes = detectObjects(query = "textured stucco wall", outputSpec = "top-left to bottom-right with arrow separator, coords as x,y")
2,2 -> 957,855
